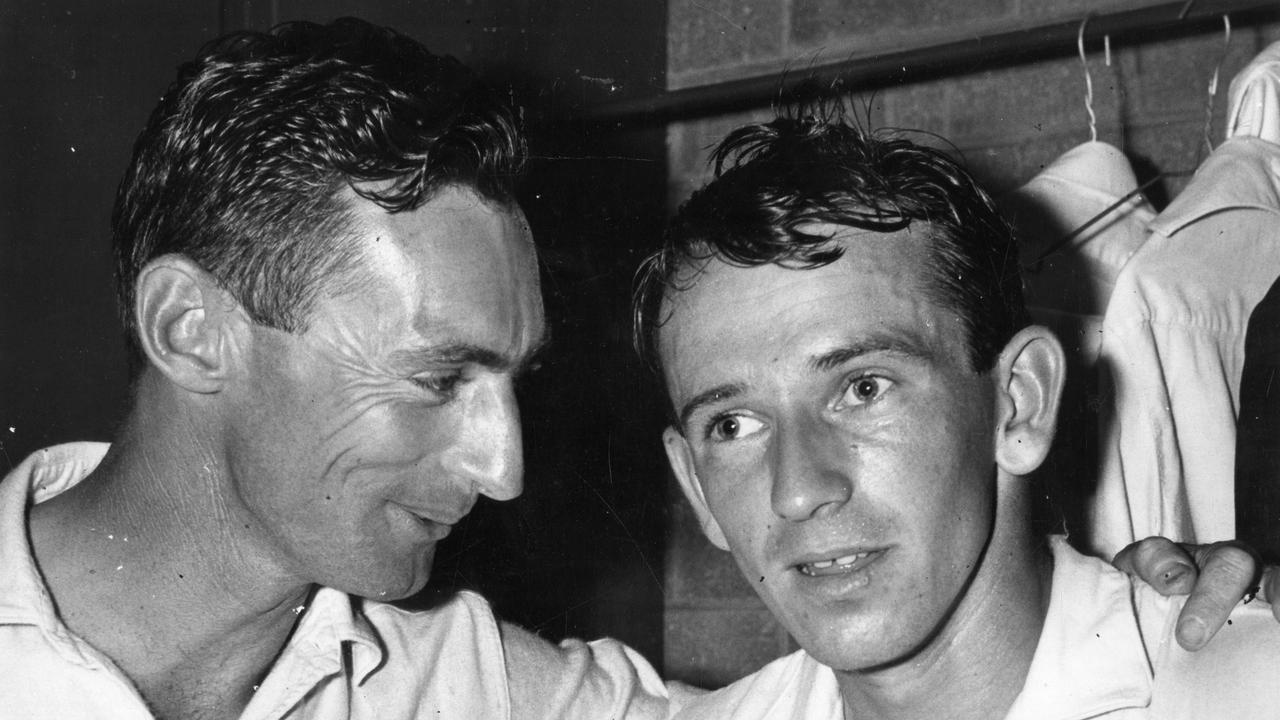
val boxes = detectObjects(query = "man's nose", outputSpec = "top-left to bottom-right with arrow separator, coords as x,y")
770,417 -> 853,521
442,376 -> 524,501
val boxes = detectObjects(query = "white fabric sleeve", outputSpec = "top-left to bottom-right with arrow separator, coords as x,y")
501,620 -> 692,720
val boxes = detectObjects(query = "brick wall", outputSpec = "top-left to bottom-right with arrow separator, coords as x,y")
663,0 -> 1280,688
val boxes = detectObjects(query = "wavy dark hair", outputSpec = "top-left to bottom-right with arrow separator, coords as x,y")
113,17 -> 525,364
633,105 -> 1028,382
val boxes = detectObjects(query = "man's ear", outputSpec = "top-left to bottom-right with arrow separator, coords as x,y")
993,324 -> 1066,476
135,254 -> 247,393
663,426 -> 730,550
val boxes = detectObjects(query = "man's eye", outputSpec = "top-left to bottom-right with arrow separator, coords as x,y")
842,375 -> 893,407
411,372 -> 464,396
706,414 -> 765,441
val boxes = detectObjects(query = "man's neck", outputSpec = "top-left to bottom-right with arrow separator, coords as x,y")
27,400 -> 313,719
834,488 -> 1054,720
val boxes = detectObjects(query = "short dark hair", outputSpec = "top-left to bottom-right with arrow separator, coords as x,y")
113,17 -> 525,363
633,106 -> 1029,381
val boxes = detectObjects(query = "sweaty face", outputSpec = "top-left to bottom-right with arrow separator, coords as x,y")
660,224 -> 999,672
227,185 -> 545,600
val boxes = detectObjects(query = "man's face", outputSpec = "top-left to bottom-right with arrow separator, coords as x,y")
226,185 -> 545,600
660,224 -> 1000,671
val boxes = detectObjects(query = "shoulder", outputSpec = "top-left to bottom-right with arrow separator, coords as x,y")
501,620 -> 670,720
361,589 -> 503,654
354,591 -> 511,718
364,593 -> 672,720
1133,584 -> 1280,716
671,650 -> 842,720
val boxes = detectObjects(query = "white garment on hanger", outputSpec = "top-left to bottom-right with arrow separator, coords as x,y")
1226,40 -> 1280,143
1001,140 -> 1154,365
1089,41 -> 1280,556
1089,42 -> 1280,557
999,141 -> 1154,543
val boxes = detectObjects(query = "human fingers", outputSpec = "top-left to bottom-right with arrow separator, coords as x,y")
1176,541 -> 1260,651
1111,536 -> 1198,595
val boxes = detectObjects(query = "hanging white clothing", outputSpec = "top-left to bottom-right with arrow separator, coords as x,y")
1001,140 -> 1154,365
1226,40 -> 1280,143
998,141 -> 1154,541
1091,139 -> 1280,555
1089,39 -> 1280,556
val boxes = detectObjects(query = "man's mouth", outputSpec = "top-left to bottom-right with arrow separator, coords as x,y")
796,549 -> 884,577
392,503 -> 460,541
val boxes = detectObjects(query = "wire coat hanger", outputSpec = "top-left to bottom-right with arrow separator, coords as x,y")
1030,9 -> 1225,270
1078,16 -> 1099,143
1201,15 -> 1233,156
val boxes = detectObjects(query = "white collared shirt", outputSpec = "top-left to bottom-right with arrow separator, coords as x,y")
1091,41 -> 1280,556
0,442 -> 671,720
669,537 -> 1280,719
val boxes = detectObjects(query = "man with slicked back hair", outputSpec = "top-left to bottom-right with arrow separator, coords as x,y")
0,19 -> 667,719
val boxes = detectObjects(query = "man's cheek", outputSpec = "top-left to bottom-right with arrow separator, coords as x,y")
356,401 -> 453,465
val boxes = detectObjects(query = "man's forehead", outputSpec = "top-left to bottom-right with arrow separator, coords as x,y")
345,183 -> 530,248
312,185 -> 544,358
659,224 -> 931,328
346,184 -> 535,280
656,225 -> 957,390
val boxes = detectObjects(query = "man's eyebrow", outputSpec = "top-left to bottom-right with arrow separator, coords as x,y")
677,382 -> 747,432
390,344 -> 507,369
390,325 -> 552,373
808,333 -> 935,373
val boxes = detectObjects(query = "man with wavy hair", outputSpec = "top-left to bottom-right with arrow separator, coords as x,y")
0,19 -> 666,719
635,109 -> 1280,719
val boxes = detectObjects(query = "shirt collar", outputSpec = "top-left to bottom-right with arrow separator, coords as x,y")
1004,536 -> 1153,720
281,586 -> 386,686
1148,137 -> 1280,238
0,443 -> 110,650
235,590 -> 389,719
0,443 -> 115,666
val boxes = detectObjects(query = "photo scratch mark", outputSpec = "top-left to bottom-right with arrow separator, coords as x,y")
692,1 -> 747,32
579,74 -> 617,87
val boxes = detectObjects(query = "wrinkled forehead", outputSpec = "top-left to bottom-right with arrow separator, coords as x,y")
326,184 -> 545,345
345,182 -> 534,269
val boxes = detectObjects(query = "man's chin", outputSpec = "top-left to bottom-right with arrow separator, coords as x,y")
805,611 -> 967,677
787,606 -> 932,675
330,558 -> 434,602
345,575 -> 429,602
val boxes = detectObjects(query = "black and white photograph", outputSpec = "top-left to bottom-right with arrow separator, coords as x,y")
2,1 -> 1280,718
